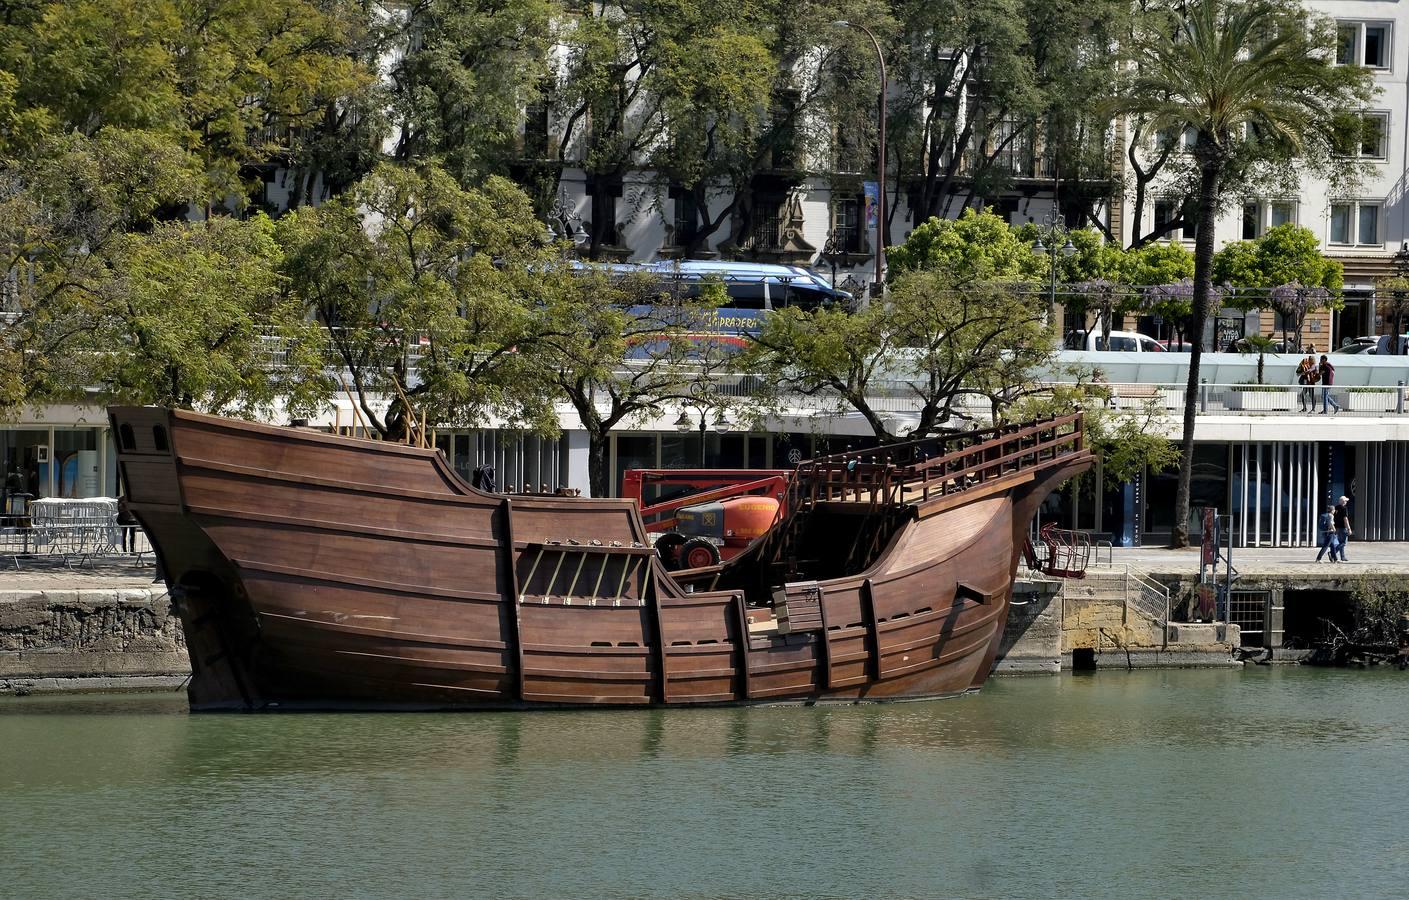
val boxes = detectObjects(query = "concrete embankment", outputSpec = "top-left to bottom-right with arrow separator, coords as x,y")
996,568 -> 1241,673
0,569 -> 189,695
996,543 -> 1409,675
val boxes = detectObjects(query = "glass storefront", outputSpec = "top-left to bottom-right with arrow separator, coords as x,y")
2,426 -> 113,517
431,429 -> 568,494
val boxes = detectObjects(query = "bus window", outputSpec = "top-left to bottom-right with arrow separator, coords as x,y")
723,283 -> 767,310
783,285 -> 832,311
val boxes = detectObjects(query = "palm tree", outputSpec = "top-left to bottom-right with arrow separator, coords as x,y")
1111,0 -> 1373,547
1239,334 -> 1277,385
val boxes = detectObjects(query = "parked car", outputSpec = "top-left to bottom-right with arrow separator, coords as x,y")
1374,334 -> 1409,355
1063,330 -> 1166,352
1158,340 -> 1193,352
1332,338 -> 1377,355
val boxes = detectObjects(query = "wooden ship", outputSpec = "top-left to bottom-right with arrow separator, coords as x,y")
109,407 -> 1091,711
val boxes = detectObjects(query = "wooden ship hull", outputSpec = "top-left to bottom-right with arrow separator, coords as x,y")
109,407 -> 1091,711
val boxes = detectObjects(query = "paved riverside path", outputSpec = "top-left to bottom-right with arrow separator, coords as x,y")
1108,542 -> 1409,577
0,566 -> 158,592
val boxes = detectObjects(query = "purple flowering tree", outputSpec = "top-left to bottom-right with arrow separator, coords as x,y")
1268,281 -> 1330,352
1072,279 -> 1137,348
1141,280 -> 1226,348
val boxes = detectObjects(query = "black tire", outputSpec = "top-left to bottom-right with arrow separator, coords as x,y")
679,537 -> 721,570
655,532 -> 687,570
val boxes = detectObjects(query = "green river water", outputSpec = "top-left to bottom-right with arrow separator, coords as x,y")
1,667 -> 1406,899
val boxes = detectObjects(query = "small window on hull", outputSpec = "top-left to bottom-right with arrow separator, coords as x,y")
118,423 -> 135,451
152,426 -> 169,452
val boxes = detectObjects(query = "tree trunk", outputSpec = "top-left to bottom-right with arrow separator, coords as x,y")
1172,158 -> 1223,548
587,430 -> 609,499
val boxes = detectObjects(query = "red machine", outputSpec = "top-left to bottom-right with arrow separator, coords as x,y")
622,469 -> 790,570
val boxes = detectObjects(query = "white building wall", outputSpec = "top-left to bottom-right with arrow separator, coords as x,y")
1128,0 -> 1408,297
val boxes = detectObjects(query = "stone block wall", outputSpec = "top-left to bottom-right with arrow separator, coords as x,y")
0,588 -> 191,692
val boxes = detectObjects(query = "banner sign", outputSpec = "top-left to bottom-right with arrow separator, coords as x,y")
863,181 -> 879,228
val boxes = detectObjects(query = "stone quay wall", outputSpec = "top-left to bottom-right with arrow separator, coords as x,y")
0,587 -> 191,694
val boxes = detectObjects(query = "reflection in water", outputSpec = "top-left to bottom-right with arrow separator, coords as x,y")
1,668 -> 1406,898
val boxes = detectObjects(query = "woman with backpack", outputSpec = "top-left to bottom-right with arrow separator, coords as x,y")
1296,354 -> 1319,412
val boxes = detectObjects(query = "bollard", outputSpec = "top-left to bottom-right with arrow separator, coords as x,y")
1200,379 -> 1209,413
1399,380 -> 1405,415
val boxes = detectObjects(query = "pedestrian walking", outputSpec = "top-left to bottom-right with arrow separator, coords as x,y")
1333,496 -> 1353,561
1296,353 -> 1319,412
1318,355 -> 1341,414
1315,506 -> 1339,562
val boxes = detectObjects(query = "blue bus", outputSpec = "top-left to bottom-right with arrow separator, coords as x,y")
577,260 -> 852,312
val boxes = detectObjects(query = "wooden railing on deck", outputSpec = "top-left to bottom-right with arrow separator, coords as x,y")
759,414 -> 1085,575
798,413 -> 1085,506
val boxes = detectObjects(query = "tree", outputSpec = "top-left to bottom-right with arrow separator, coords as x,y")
1140,280 -> 1197,345
537,270 -> 727,497
278,163 -> 561,442
1375,276 -> 1409,355
384,0 -> 555,184
1110,0 -> 1373,547
0,130 -> 328,417
1013,381 -> 1180,525
85,216 -> 330,414
1,0 -> 377,207
1214,224 -> 1342,293
0,129 -> 205,414
1213,224 -> 1341,350
887,0 -> 1128,233
553,1 -> 785,258
1239,333 -> 1277,384
1071,279 -> 1135,347
743,270 -> 1053,441
889,207 -> 1046,280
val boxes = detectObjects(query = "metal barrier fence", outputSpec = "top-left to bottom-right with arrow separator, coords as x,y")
1,519 -> 153,569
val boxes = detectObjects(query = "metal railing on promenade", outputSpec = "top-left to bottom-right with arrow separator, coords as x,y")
1087,381 -> 1409,417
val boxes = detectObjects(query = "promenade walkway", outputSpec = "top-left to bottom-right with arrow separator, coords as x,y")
1109,542 -> 1409,578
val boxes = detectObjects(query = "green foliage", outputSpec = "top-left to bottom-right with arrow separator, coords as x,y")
0,0 -> 376,204
387,0 -> 555,182
1213,224 -> 1341,290
1014,385 -> 1179,484
1213,224 -> 1342,310
0,130 -> 329,418
0,129 -> 206,415
1121,242 -> 1195,286
87,215 -> 331,415
277,163 -> 561,441
889,208 -> 1046,281
744,270 -> 1054,440
1056,229 -> 1127,284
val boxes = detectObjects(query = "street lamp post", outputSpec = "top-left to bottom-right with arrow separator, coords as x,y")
675,404 -> 730,467
544,185 -> 589,250
821,231 -> 843,287
833,21 -> 886,301
1031,210 -> 1076,325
